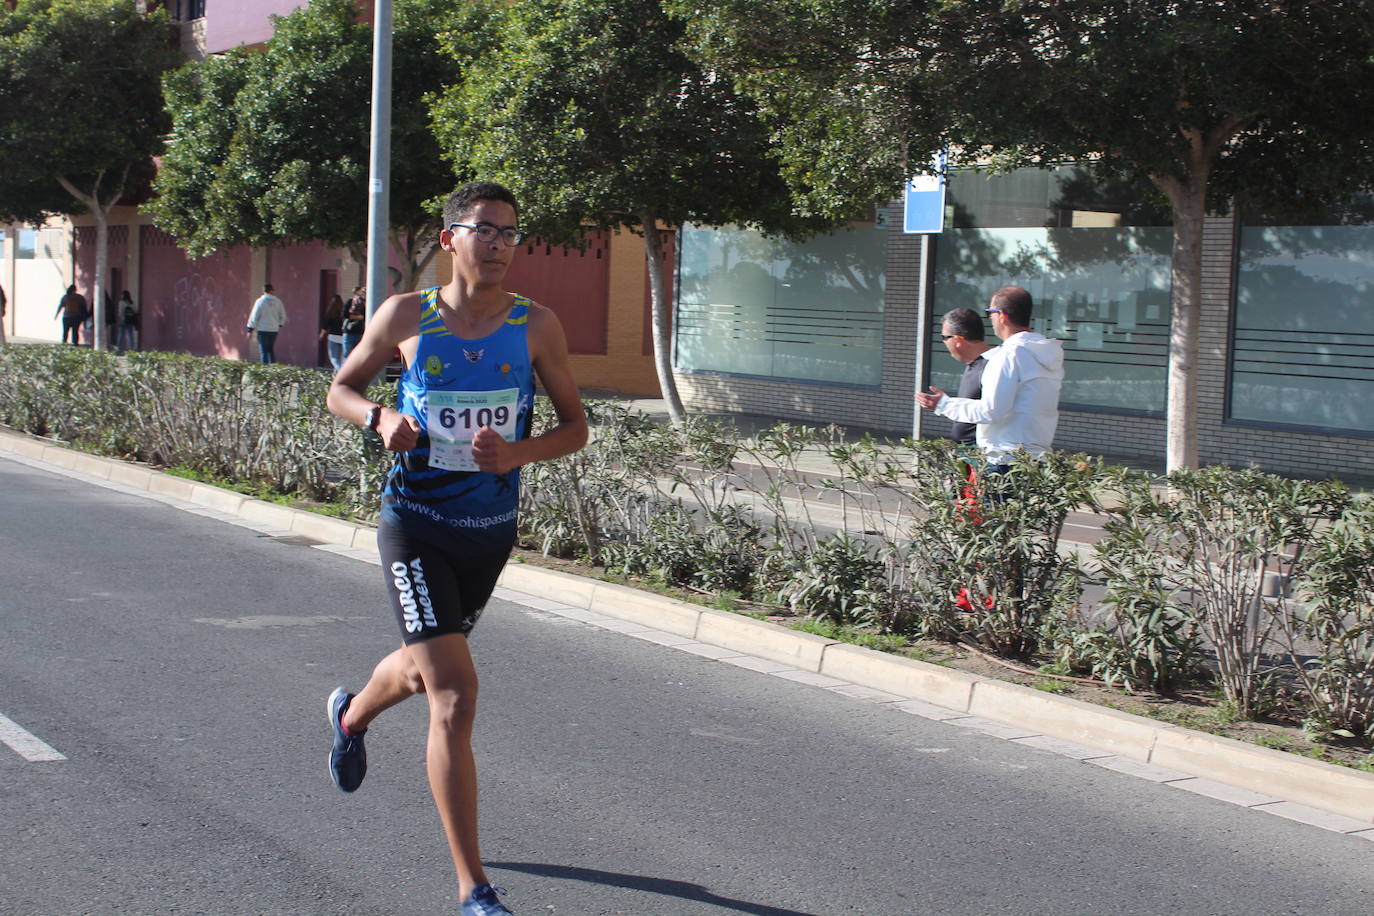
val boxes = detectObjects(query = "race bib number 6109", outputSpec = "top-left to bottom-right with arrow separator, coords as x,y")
426,388 -> 519,472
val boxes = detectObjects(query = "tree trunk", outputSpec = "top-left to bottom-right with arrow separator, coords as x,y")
638,208 -> 686,425
347,243 -> 367,289
58,169 -> 126,352
1152,176 -> 1207,473
389,224 -> 439,294
92,206 -> 109,351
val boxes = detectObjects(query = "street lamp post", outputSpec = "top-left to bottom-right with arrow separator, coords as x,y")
365,0 -> 392,319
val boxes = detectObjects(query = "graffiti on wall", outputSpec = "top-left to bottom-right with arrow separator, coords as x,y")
171,272 -> 224,343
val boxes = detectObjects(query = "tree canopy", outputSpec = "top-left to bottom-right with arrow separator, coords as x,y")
0,0 -> 182,345
679,0 -> 1374,468
0,0 -> 178,223
149,0 -> 475,290
429,0 -> 848,421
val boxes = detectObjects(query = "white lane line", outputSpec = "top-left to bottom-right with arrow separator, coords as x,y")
0,712 -> 67,761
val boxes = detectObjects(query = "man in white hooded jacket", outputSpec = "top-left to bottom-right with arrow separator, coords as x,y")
917,286 -> 1063,470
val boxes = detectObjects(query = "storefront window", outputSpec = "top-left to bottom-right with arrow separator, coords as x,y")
676,224 -> 887,386
16,228 -> 36,260
1232,198 -> 1374,434
929,166 -> 1173,414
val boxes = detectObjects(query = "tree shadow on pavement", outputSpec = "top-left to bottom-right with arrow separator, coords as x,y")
485,861 -> 823,915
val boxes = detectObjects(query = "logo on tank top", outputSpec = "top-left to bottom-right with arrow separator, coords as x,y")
463,348 -> 485,363
425,354 -> 444,377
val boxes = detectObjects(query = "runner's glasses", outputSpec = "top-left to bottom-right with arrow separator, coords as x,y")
449,221 -> 526,247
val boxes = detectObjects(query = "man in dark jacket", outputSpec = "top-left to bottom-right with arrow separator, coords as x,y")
54,285 -> 87,345
938,307 -> 991,446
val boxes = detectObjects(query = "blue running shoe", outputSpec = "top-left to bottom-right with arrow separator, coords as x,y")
461,883 -> 512,915
327,687 -> 366,792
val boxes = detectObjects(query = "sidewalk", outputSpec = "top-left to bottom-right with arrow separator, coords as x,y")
3,425 -> 1372,840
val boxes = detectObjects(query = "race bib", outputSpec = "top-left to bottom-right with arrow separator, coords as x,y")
426,388 -> 519,472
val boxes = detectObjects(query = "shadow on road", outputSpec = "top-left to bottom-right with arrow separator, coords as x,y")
486,861 -> 824,916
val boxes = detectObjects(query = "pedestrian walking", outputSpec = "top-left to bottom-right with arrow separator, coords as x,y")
103,291 -> 118,347
918,286 -> 1063,474
54,285 -> 87,346
324,181 -> 587,916
934,306 -> 992,506
117,291 -> 139,352
918,285 -> 1063,510
341,287 -> 366,359
245,283 -> 287,364
321,293 -> 345,371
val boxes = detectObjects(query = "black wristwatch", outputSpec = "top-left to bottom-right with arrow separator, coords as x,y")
364,404 -> 382,431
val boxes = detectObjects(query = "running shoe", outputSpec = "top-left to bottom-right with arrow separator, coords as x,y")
461,883 -> 512,915
326,687 -> 367,792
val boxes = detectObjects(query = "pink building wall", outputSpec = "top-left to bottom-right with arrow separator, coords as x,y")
266,240 -> 350,368
505,233 -> 611,355
203,1 -> 307,53
139,227 -> 253,359
74,225 -> 130,321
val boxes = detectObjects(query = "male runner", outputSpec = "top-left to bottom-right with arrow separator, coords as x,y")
325,181 -> 588,916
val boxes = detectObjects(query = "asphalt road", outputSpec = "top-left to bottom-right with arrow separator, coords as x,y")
1,456 -> 1370,916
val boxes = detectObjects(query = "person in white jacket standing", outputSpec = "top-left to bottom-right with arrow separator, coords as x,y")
246,283 -> 288,364
917,285 -> 1063,472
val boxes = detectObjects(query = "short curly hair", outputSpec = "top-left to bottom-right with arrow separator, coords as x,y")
443,181 -> 520,227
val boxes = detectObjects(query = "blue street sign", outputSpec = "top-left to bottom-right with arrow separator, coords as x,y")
903,154 -> 947,234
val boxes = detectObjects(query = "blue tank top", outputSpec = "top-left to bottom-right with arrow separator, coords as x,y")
381,287 -> 536,549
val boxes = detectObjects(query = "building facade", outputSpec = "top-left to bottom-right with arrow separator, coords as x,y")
673,166 -> 1374,481
24,0 -> 661,388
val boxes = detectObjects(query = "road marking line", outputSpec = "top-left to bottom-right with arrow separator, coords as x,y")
0,712 -> 67,761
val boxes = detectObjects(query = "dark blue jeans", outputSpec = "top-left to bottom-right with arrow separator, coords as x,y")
62,315 -> 83,345
256,330 -> 279,364
983,464 -> 1013,505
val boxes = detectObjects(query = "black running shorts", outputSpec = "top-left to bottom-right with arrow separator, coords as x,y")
376,519 -> 513,644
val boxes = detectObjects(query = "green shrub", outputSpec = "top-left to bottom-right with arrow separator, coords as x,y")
1289,498 -> 1374,741
1097,466 -> 1348,718
779,533 -> 887,627
1074,507 -> 1207,692
904,443 -> 1104,658
0,344 -> 385,512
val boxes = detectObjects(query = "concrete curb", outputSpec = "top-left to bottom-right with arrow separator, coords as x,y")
4,427 -> 1372,826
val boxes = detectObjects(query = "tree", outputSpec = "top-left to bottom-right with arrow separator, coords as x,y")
429,0 -> 843,423
0,0 -> 182,348
679,0 -> 1374,470
149,0 -> 479,292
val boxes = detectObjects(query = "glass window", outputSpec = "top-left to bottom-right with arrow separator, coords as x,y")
15,228 -> 36,260
1231,215 -> 1374,434
676,224 -> 887,386
930,166 -> 1173,414
0,229 -> 7,259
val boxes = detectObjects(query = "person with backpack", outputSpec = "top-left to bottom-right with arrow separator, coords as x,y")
117,291 -> 139,352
